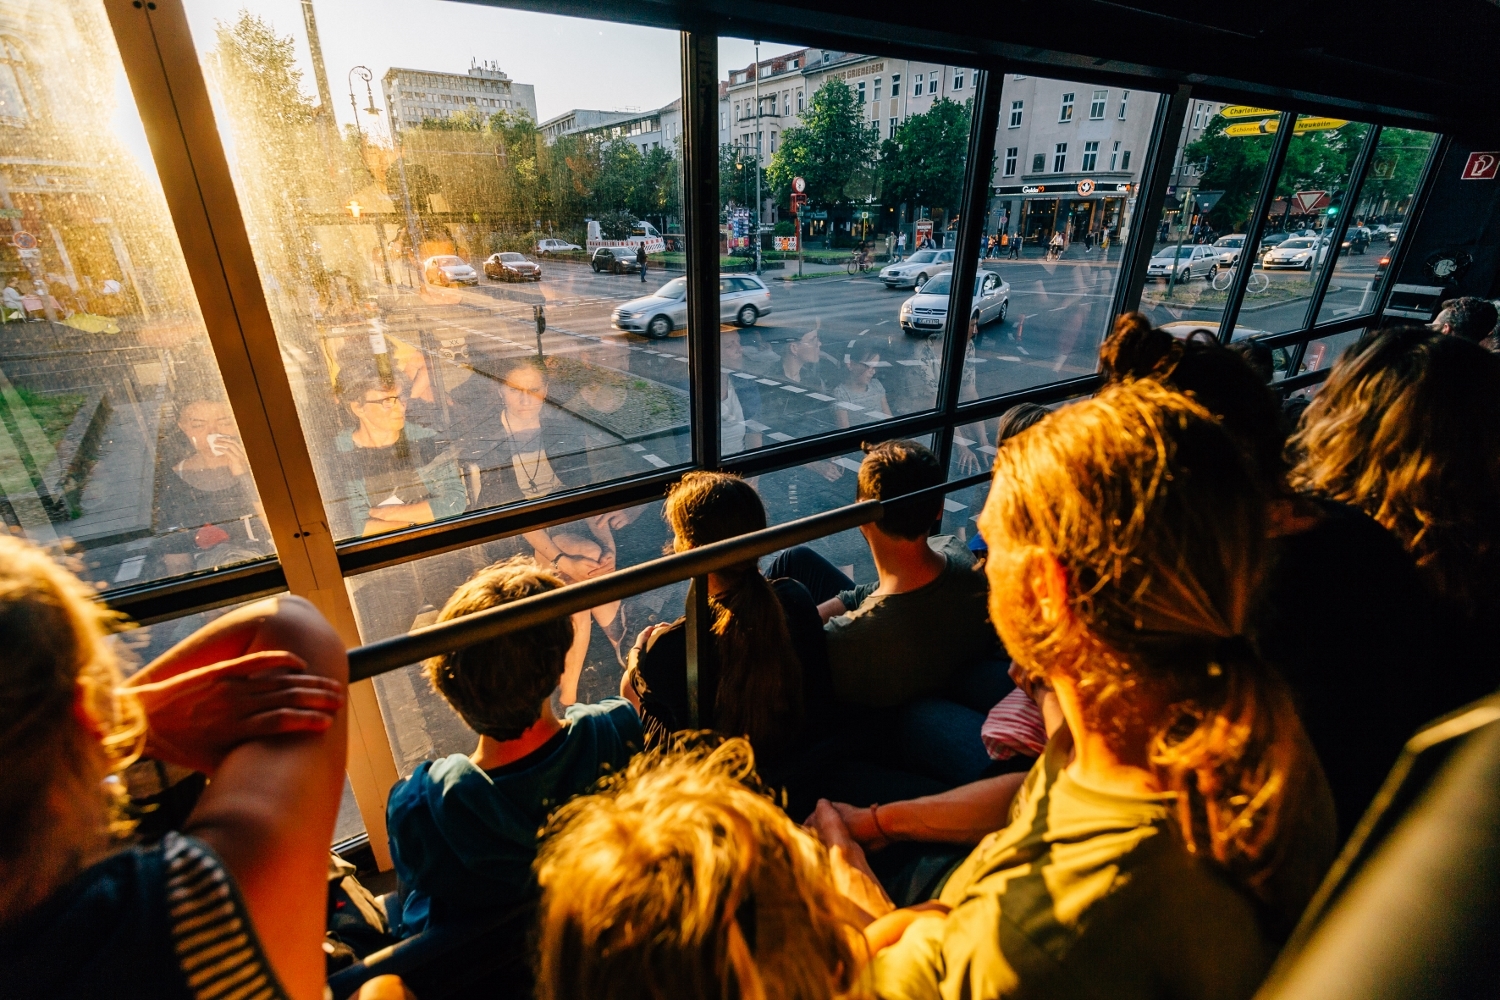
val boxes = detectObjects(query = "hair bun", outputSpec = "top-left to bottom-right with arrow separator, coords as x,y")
1101,312 -> 1180,382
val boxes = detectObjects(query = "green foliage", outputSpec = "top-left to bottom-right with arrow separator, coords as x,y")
1357,129 -> 1434,223
719,144 -> 762,212
766,79 -> 878,208
879,98 -> 971,215
1182,118 -> 1276,231
415,110 -> 486,131
595,209 -> 636,240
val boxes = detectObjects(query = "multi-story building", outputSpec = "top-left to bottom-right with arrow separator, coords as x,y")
382,60 -> 537,132
539,99 -> 682,155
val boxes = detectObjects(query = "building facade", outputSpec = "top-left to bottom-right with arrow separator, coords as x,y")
382,60 -> 537,132
539,99 -> 682,155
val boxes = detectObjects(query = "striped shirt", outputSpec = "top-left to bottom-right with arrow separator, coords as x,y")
164,833 -> 287,1000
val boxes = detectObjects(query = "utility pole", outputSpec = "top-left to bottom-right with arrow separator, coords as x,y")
754,40 -> 762,275
299,0 -> 339,150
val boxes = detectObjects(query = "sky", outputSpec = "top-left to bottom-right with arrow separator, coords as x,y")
170,0 -> 802,142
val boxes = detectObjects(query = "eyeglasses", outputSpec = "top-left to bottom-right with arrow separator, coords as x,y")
360,394 -> 404,409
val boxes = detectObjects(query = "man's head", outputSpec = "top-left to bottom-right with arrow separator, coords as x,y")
1433,296 -> 1499,343
787,329 -> 822,365
499,357 -> 549,422
423,557 -> 574,741
858,439 -> 943,540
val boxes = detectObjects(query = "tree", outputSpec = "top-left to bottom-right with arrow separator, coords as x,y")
766,79 -> 877,208
1357,128 -> 1432,223
879,98 -> 972,217
719,144 -> 761,213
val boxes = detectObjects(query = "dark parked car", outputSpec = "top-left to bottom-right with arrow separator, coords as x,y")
591,246 -> 640,274
1342,227 -> 1371,254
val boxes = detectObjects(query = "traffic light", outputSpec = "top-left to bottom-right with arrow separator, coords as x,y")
1327,206 -> 1339,215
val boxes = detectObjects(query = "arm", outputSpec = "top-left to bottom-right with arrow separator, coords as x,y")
828,772 -> 1028,851
158,596 -> 349,1000
816,596 -> 848,623
419,453 -> 468,520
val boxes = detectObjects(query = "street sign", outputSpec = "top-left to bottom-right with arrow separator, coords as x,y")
1076,179 -> 1095,196
792,176 -> 806,193
1194,190 -> 1224,213
1220,105 -> 1279,119
1292,190 -> 1330,214
1461,152 -> 1499,181
1224,117 -> 1348,137
11,230 -> 37,250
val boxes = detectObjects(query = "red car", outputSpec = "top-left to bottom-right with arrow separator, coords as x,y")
484,252 -> 542,282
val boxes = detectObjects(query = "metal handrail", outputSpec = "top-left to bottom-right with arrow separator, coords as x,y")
347,469 -> 991,682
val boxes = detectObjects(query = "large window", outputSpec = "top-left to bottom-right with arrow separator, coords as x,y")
718,39 -> 976,456
0,0 -> 271,596
187,2 -> 689,544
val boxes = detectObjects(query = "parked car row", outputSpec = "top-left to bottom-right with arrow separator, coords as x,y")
611,275 -> 772,338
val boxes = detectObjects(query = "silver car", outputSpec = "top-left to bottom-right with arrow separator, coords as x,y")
1146,244 -> 1218,282
421,254 -> 479,286
880,249 -> 955,289
611,275 -> 773,338
534,238 -> 581,255
899,270 -> 1010,337
1212,235 -> 1247,268
1262,237 -> 1328,270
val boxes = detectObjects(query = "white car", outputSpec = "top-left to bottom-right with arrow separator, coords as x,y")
535,238 -> 581,255
611,274 -> 772,338
422,254 -> 479,286
1146,244 -> 1218,282
899,270 -> 1010,337
880,249 -> 955,289
1262,237 -> 1328,270
1212,235 -> 1247,268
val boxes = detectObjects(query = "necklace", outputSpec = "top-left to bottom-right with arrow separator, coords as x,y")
501,412 -> 545,493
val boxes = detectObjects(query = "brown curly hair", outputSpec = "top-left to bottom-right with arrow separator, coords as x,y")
534,739 -> 872,1000
1288,327 -> 1500,625
979,380 -> 1313,899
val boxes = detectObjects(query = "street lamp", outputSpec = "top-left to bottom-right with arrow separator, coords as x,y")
347,65 -> 393,287
754,40 -> 762,275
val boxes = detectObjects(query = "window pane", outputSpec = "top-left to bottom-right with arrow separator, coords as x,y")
345,494 -> 677,776
1249,118 -> 1372,335
980,78 -> 1164,400
1134,103 -> 1278,337
1315,129 -> 1438,326
718,40 -> 975,454
1296,327 -> 1364,380
187,3 -> 688,541
0,1 -> 273,594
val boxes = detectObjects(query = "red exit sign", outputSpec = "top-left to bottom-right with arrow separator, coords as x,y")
1461,151 -> 1499,180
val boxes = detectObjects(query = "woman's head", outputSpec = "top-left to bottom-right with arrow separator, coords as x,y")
177,399 -> 239,459
535,739 -> 871,1000
337,365 -> 407,437
1288,327 -> 1500,622
978,380 -> 1300,890
664,473 -> 802,754
0,537 -> 142,916
1100,313 -> 1287,493
500,357 -> 548,423
842,345 -> 880,390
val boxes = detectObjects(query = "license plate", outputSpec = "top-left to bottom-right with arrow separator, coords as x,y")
917,318 -> 941,326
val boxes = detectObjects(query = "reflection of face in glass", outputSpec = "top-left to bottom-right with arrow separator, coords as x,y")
500,364 -> 548,424
178,401 -> 238,457
789,331 -> 821,363
721,331 -> 745,368
353,388 -> 406,436
847,353 -> 879,388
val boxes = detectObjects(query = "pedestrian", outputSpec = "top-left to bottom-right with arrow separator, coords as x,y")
1084,231 -> 1094,252
1101,227 -> 1111,251
1049,231 -> 1064,261
636,241 -> 647,282
896,231 -> 906,260
1009,232 -> 1022,259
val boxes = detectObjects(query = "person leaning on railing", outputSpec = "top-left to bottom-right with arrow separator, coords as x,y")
0,536 -> 351,1000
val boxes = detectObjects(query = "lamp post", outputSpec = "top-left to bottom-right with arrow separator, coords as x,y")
753,40 -> 762,276
347,66 -> 393,287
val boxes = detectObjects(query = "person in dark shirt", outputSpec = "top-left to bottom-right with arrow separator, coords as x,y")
0,536 -> 350,1000
623,472 -> 832,782
155,397 -> 270,576
386,556 -> 641,937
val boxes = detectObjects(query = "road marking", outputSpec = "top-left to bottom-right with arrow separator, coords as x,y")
641,454 -> 669,468
628,443 -> 646,452
834,456 -> 865,472
857,329 -> 870,336
767,431 -> 794,442
942,498 -> 967,513
756,378 -> 780,385
733,372 -> 757,379
1048,304 -> 1071,312
1053,354 -> 1067,371
674,356 -> 689,363
998,355 -> 1021,362
807,393 -> 835,401
876,320 -> 890,326
780,385 -> 807,393
834,401 -> 864,411
896,359 -> 925,366
953,435 -> 975,446
745,420 -> 770,432
114,556 -> 146,583
979,445 -> 998,455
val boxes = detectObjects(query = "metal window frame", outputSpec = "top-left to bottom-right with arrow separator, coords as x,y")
1216,112 -> 1298,344
1115,85 -> 1192,317
1296,124 -> 1382,333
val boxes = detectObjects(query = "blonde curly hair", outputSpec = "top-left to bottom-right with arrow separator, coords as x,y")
534,739 -> 872,1000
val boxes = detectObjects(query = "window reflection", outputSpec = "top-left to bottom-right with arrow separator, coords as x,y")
0,0 -> 271,594
192,2 -> 689,541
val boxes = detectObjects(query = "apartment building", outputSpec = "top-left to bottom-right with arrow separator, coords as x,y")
382,60 -> 537,132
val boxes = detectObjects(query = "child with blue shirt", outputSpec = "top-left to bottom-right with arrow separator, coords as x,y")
385,556 -> 642,936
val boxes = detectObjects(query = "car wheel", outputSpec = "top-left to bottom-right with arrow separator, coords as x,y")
1304,258 -> 1313,271
1206,265 -> 1218,282
1179,268 -> 1190,283
646,315 -> 672,339
737,304 -> 759,327
591,262 -> 599,272
997,299 -> 1008,323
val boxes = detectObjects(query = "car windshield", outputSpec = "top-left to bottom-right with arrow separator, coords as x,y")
1215,237 -> 1243,247
920,273 -> 953,295
431,256 -> 463,266
656,278 -> 687,299
905,251 -> 938,264
615,248 -> 635,256
1153,248 -> 1192,261
499,253 -> 526,262
1281,239 -> 1316,249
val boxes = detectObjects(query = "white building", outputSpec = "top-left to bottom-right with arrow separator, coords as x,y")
382,60 -> 537,132
538,99 -> 682,155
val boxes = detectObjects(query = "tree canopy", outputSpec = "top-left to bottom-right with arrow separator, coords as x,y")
766,79 -> 878,208
879,98 -> 971,216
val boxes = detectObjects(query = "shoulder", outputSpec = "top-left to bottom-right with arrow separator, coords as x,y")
565,697 -> 645,748
335,429 -> 356,453
405,423 -> 438,441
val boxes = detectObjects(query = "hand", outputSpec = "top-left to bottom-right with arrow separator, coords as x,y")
864,903 -> 951,954
597,508 -> 637,531
125,651 -> 345,775
589,548 -> 617,576
954,443 -> 983,476
216,436 -> 250,476
554,553 -> 601,582
808,800 -> 894,920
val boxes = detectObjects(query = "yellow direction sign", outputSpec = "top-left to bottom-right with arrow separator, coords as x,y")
1223,117 -> 1349,137
1220,105 -> 1279,119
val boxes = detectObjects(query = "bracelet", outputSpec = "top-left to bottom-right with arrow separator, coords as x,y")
869,802 -> 890,842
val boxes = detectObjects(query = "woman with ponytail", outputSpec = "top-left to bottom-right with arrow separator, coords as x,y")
625,472 -> 833,772
829,381 -> 1335,1000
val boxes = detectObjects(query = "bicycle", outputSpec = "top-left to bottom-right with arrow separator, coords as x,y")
846,251 -> 872,274
1211,266 -> 1270,294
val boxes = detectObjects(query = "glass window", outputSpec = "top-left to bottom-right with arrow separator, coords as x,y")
186,3 -> 689,543
891,74 -> 901,97
721,40 -> 976,455
1009,100 -> 1023,128
1118,90 -> 1129,120
1004,147 -> 1018,176
981,79 -> 1163,402
1059,92 -> 1074,123
914,72 -> 924,96
1132,105 -> 1279,335
953,69 -> 965,91
1248,118 -> 1373,334
0,0 -> 273,596
874,78 -> 882,102
857,80 -> 866,103
1315,128 -> 1438,326
1122,149 -> 1131,170
1053,143 -> 1067,172
1296,327 -> 1364,379
1089,89 -> 1107,120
